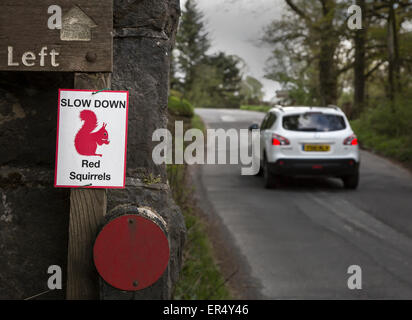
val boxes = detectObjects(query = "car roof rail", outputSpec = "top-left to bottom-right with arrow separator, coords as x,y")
272,104 -> 285,112
326,104 -> 342,111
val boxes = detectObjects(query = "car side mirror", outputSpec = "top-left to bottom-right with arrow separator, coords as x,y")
248,124 -> 259,131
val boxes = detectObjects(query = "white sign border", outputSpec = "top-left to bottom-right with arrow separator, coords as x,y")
54,88 -> 129,189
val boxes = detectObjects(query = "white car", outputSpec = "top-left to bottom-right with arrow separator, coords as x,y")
249,106 -> 360,189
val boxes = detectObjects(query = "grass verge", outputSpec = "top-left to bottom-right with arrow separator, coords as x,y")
168,115 -> 232,300
351,99 -> 412,168
240,105 -> 271,113
191,115 -> 206,131
352,119 -> 412,164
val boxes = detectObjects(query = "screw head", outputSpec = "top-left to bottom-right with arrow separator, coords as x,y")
133,280 -> 139,287
86,52 -> 97,62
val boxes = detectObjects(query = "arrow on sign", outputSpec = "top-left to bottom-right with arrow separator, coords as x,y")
60,6 -> 97,41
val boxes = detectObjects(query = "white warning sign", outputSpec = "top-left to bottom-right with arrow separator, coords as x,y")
55,89 -> 129,188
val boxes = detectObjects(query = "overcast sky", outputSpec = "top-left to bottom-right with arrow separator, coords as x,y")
180,0 -> 286,102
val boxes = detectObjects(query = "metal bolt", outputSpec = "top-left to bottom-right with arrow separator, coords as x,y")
128,218 -> 135,225
86,52 -> 97,62
133,280 -> 139,287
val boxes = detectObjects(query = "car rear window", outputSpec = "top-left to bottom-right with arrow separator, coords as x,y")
282,113 -> 346,132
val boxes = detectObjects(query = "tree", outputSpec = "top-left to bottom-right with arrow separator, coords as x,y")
370,0 -> 412,103
187,52 -> 243,108
263,0 -> 349,105
351,0 -> 412,111
240,76 -> 265,105
207,53 -> 243,108
186,63 -> 222,108
352,0 -> 367,115
175,0 -> 210,95
172,1 -> 244,108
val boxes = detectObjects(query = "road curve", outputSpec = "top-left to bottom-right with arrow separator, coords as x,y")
194,108 -> 412,299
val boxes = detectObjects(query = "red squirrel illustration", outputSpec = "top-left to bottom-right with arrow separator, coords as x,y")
74,110 -> 109,157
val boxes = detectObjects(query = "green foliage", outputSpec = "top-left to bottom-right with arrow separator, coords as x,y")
166,164 -> 187,206
142,173 -> 161,185
352,98 -> 412,163
185,63 -> 222,108
175,0 -> 210,93
287,79 -> 321,106
206,53 -> 243,108
167,114 -> 232,299
191,115 -> 206,132
240,76 -> 264,105
263,0 -> 412,108
185,53 -> 243,109
168,95 -> 195,118
262,0 -> 348,105
173,200 -> 232,300
170,89 -> 184,99
240,105 -> 271,113
173,2 -> 243,109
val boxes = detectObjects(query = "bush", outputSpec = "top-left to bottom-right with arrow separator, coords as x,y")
351,98 -> 412,163
170,89 -> 184,99
168,95 -> 195,118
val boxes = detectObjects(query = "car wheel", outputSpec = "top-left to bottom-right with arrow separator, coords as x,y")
263,157 -> 277,189
342,172 -> 359,190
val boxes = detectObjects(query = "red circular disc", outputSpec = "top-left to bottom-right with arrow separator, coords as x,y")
93,214 -> 169,291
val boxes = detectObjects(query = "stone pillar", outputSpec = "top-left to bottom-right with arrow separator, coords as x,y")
103,0 -> 185,299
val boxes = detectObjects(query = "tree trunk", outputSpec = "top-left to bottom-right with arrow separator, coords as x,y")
387,0 -> 401,107
353,0 -> 366,117
319,0 -> 338,105
319,45 -> 338,105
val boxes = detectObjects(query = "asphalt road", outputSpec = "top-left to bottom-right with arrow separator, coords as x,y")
194,108 -> 412,299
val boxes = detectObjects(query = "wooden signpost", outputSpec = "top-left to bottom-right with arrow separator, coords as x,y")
68,73 -> 112,300
0,0 -> 113,72
0,1 -> 114,299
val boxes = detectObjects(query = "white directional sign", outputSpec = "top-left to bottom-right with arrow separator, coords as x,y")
55,89 -> 129,188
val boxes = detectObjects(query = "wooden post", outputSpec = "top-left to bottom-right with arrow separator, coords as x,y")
66,73 -> 111,300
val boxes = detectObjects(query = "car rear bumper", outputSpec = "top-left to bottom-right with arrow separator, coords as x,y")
267,158 -> 359,176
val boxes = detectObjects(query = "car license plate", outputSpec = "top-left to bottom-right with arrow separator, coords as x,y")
303,144 -> 330,152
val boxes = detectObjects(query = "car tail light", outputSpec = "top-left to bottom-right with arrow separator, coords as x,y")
344,134 -> 358,146
272,134 -> 290,146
